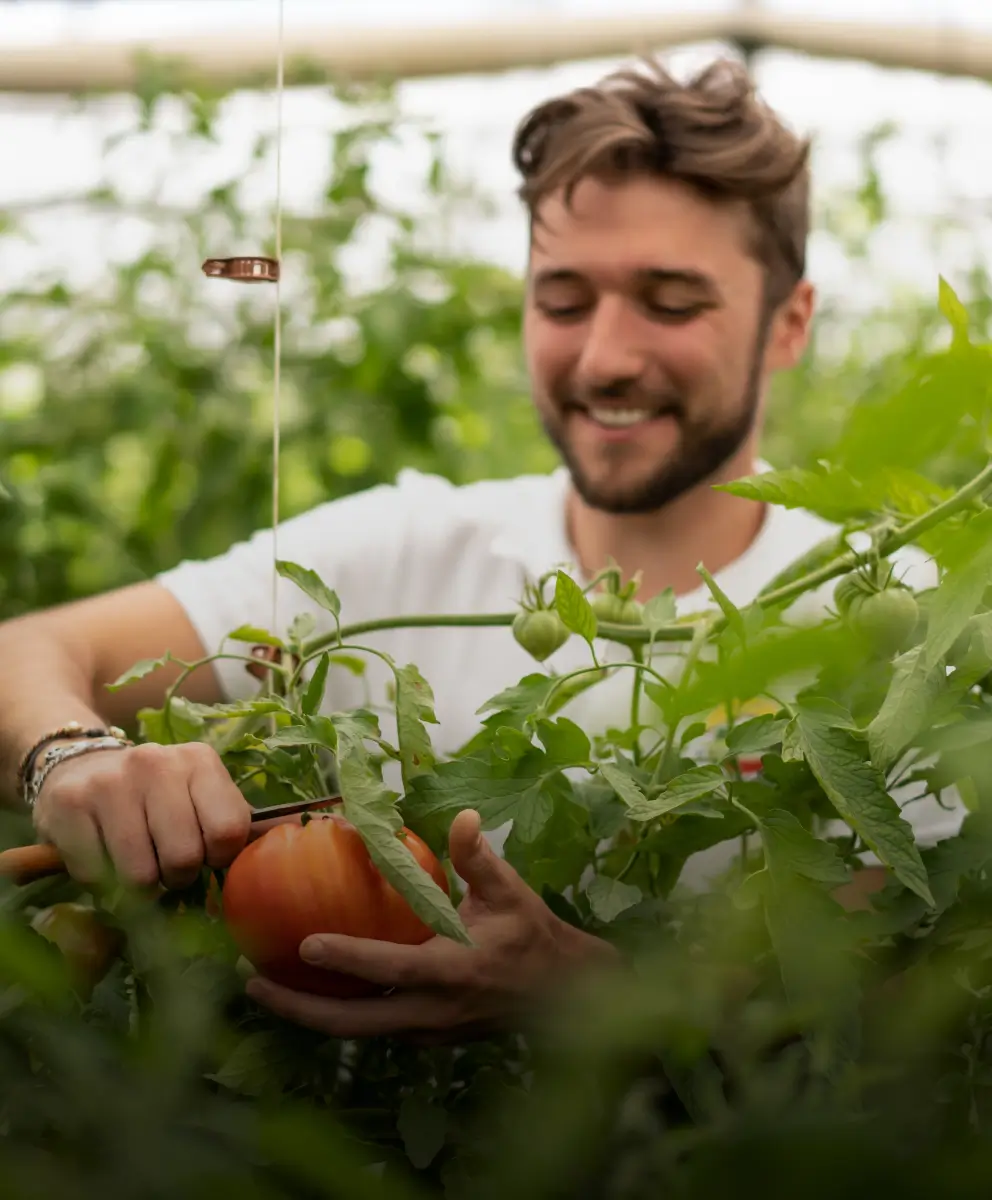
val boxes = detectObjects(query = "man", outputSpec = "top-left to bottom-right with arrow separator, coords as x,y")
0,57 -> 953,1039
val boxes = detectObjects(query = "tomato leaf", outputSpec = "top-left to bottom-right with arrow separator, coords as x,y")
397,1095 -> 447,1170
405,759 -> 537,831
512,782 -> 555,843
303,653 -> 330,717
791,698 -> 934,906
867,644 -> 947,771
922,510 -> 992,670
751,809 -> 850,887
696,563 -> 745,641
738,800 -> 861,1054
585,876 -> 643,923
106,653 -> 173,691
534,717 -> 591,767
642,588 -> 676,633
598,762 -> 650,811
939,274 -> 970,344
287,611 -> 316,645
724,715 -> 788,758
180,698 -> 289,720
227,625 -> 284,648
395,663 -> 438,788
336,731 -> 471,945
554,570 -> 597,643
276,559 -> 341,619
264,714 -> 339,751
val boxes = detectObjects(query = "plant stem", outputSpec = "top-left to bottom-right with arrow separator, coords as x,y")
293,458 -> 992,659
630,644 -> 644,766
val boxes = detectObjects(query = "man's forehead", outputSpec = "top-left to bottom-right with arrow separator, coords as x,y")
528,175 -> 754,272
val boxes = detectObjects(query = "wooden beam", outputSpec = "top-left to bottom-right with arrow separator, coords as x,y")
0,12 -> 987,95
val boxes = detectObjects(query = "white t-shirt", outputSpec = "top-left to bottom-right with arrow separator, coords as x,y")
157,463 -> 963,889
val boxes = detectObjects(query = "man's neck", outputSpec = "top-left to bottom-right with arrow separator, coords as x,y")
565,452 -> 767,600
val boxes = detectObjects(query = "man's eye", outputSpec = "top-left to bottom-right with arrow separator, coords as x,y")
646,301 -> 705,321
540,303 -> 588,320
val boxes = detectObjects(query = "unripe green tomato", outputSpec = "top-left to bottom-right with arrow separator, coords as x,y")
850,587 -> 920,657
588,592 -> 625,623
512,609 -> 570,662
589,593 -> 643,625
834,572 -> 868,617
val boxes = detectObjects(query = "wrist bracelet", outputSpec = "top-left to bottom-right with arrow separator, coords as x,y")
24,736 -> 133,810
17,721 -> 128,799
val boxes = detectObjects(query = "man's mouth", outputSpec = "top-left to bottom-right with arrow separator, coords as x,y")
573,403 -> 680,431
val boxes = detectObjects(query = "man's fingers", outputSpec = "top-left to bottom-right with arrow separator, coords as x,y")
299,932 -> 473,990
245,975 -> 457,1038
448,809 -> 522,907
97,794 -> 162,888
188,746 -> 253,867
43,813 -> 106,884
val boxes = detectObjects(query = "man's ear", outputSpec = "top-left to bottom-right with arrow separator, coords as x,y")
765,279 -> 816,372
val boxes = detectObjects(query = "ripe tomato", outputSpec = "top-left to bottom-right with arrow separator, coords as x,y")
221,813 -> 449,999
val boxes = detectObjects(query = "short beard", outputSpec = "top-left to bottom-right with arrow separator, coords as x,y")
541,315 -> 772,516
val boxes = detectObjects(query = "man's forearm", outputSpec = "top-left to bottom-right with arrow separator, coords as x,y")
0,617 -> 108,808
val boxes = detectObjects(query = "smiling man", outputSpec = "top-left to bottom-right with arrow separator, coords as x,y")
0,56 -> 949,1039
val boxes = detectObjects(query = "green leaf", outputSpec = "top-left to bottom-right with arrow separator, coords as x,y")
867,644 -> 946,771
535,717 -> 591,767
922,510 -> 992,671
696,563 -> 745,640
631,766 -> 728,821
598,762 -> 650,811
276,559 -> 341,618
938,274 -> 970,344
181,698 -> 288,720
642,588 -> 676,633
303,653 -> 330,716
227,625 -> 284,648
395,663 -> 438,787
717,464 -> 874,523
106,653 -> 173,691
336,735 -> 471,945
288,611 -> 316,644
585,876 -> 643,923
780,718 -> 805,763
405,759 -> 534,831
554,570 -> 597,642
512,782 -> 555,843
791,698 -> 933,906
753,809 -> 850,887
263,714 -> 339,751
724,715 -> 788,758
397,1095 -> 447,1170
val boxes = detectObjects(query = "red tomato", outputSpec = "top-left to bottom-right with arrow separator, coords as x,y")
221,813 -> 449,999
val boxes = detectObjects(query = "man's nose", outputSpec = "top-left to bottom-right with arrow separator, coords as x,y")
575,297 -> 646,391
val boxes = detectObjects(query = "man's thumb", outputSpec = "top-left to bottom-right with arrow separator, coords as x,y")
448,809 -> 515,902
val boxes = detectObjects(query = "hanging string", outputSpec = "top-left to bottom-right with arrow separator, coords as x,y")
271,0 -> 286,637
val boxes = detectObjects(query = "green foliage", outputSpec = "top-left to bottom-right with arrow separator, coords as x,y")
7,74 -> 992,1200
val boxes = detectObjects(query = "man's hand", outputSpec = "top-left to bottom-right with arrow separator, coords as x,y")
245,809 -> 621,1040
33,742 -> 253,889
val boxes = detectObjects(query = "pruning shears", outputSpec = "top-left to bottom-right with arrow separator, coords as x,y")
0,793 -> 341,887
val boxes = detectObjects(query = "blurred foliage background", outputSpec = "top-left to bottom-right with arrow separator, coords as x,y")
1,72 -> 991,622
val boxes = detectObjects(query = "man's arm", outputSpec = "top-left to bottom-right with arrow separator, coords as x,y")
0,582 -> 251,886
0,581 -> 221,802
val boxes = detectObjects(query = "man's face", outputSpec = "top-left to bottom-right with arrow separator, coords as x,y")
523,174 -> 813,514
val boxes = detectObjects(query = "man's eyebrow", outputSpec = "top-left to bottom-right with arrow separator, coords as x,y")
531,266 -> 721,297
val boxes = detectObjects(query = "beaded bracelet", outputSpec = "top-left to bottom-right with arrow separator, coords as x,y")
24,736 -> 133,809
17,721 -> 128,803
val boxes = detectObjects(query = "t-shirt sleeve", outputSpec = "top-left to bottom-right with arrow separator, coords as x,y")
154,472 -> 447,703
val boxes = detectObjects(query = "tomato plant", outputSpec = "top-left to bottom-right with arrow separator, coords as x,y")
222,813 -> 450,998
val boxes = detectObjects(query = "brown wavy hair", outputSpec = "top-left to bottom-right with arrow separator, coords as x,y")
512,56 -> 811,306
